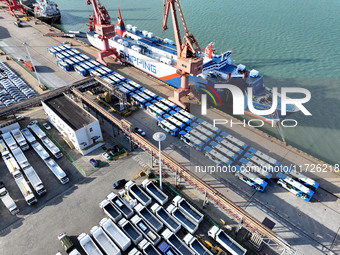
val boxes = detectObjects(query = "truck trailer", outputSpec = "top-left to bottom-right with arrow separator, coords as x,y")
45,158 -> 69,184
22,166 -> 46,195
125,180 -> 152,206
11,128 -> 29,151
90,225 -> 121,255
99,217 -> 131,252
141,179 -> 168,205
2,132 -> 18,151
208,226 -> 247,255
77,233 -> 103,255
0,181 -> 19,215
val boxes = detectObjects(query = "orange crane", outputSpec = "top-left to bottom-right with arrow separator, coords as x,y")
162,0 -> 203,109
0,0 -> 25,17
86,0 -> 119,66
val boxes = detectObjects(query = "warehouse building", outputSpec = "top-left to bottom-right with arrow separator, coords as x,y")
42,94 -> 103,155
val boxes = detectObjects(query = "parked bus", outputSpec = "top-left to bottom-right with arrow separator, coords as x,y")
276,172 -> 314,201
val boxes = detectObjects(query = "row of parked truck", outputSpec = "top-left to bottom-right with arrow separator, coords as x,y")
69,179 -> 246,255
0,122 -> 69,214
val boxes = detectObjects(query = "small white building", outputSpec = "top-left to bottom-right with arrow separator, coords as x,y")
42,94 -> 104,155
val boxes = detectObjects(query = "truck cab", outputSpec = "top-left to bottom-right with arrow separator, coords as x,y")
58,233 -> 76,253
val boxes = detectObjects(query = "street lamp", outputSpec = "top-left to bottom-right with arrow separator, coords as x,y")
153,132 -> 166,190
23,42 -> 43,89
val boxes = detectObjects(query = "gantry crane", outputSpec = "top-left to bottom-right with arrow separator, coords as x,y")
86,0 -> 119,66
162,0 -> 203,109
0,0 -> 25,17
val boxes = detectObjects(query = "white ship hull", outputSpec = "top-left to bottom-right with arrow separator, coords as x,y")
87,33 -> 179,82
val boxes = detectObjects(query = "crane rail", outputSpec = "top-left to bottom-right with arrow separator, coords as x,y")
71,87 -> 293,252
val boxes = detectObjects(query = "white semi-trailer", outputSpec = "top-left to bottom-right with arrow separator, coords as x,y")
134,203 -> 163,233
172,196 -> 203,224
0,139 -> 9,155
99,217 -> 131,252
2,132 -> 18,151
161,229 -> 195,255
138,239 -> 161,255
141,179 -> 168,205
183,233 -> 213,255
3,152 -> 21,179
99,199 -> 122,223
131,214 -> 161,246
21,128 -> 36,144
41,137 -> 63,159
0,182 -> 19,215
118,218 -> 143,245
45,158 -> 69,184
107,192 -> 134,219
208,226 -> 247,255
11,128 -> 29,151
31,141 -> 50,160
125,180 -> 152,206
167,204 -> 198,234
77,233 -> 103,255
29,124 -> 46,139
90,225 -> 121,255
151,203 -> 181,233
22,166 -> 46,195
15,173 -> 37,205
11,147 -> 29,169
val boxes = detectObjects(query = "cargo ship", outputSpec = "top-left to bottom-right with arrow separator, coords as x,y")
20,0 -> 61,24
87,10 -> 297,123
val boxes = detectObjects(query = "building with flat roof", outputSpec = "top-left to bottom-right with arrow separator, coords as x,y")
42,94 -> 103,155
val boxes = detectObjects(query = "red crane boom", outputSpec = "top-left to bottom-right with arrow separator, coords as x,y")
0,0 -> 25,17
86,0 -> 119,66
162,0 -> 203,109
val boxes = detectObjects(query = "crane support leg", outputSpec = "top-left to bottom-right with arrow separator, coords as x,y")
96,40 -> 118,66
168,74 -> 190,109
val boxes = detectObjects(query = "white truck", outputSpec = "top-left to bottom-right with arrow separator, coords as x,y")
99,199 -> 122,223
118,218 -> 143,245
11,128 -> 29,151
107,192 -> 134,219
2,132 -> 18,151
0,182 -> 19,215
29,124 -> 46,139
3,152 -> 22,179
172,196 -> 204,224
21,128 -> 36,144
15,173 -> 37,205
141,179 -> 168,205
151,203 -> 181,233
41,137 -> 63,159
130,214 -> 161,246
208,226 -> 247,255
31,141 -> 50,160
22,166 -> 46,195
45,158 -> 69,184
0,138 -> 9,155
90,225 -> 121,255
183,233 -> 213,255
134,203 -> 163,232
125,180 -> 152,206
161,228 -> 195,255
77,233 -> 103,255
167,204 -> 198,234
138,239 -> 161,255
11,147 -> 29,169
99,217 -> 131,252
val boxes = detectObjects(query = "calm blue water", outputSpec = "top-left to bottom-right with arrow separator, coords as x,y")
54,0 -> 340,165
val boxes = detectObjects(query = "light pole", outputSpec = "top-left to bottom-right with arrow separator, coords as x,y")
153,132 -> 166,190
23,42 -> 43,89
